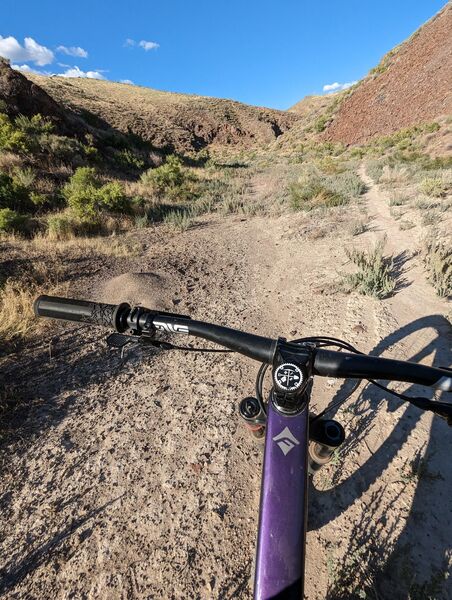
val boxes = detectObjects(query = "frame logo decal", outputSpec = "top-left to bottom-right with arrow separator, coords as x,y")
154,321 -> 189,334
273,426 -> 300,455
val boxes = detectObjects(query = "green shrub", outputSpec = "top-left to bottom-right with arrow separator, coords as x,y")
290,178 -> 346,211
62,167 -> 129,220
0,114 -> 28,153
12,167 -> 35,189
47,210 -> 103,239
290,168 -> 364,212
316,156 -> 345,174
116,148 -> 145,170
345,239 -> 395,299
0,208 -> 26,233
365,160 -> 385,183
47,212 -> 77,240
389,194 -> 408,207
14,114 -> 54,137
314,115 -> 329,133
0,172 -> 32,212
140,155 -> 197,200
331,171 -> 366,198
96,181 -> 129,213
40,134 -> 82,159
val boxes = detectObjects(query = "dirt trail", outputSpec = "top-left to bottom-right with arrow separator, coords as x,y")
1,172 -> 451,599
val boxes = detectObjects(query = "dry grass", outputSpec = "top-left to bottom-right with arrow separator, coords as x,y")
31,232 -> 143,257
0,256 -> 66,343
0,279 -> 64,342
0,151 -> 23,171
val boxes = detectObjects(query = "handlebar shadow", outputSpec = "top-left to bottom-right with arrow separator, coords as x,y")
308,314 -> 452,599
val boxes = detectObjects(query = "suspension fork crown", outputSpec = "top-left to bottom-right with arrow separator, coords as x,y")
271,340 -> 316,415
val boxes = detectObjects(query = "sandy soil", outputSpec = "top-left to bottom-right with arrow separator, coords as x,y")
1,174 -> 451,599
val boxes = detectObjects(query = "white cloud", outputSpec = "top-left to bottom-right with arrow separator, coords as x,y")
124,38 -> 136,47
57,45 -> 88,58
323,81 -> 357,93
120,79 -> 134,84
139,40 -> 159,51
59,65 -> 106,79
11,63 -> 46,75
0,35 -> 54,66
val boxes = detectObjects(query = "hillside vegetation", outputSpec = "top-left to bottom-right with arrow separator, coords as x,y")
28,74 -> 299,153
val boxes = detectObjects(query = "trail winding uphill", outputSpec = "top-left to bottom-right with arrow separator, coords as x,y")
1,173 -> 451,599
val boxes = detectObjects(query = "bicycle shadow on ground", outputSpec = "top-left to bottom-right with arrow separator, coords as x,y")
307,314 -> 452,599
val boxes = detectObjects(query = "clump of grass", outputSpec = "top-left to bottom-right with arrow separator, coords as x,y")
290,179 -> 346,211
389,193 -> 408,206
399,220 -> 415,231
349,220 -> 368,236
163,209 -> 194,231
344,239 -> 395,299
366,160 -> 385,183
0,280 -> 43,341
389,207 -> 403,220
422,238 -> 451,298
420,176 -> 449,198
290,169 -> 365,212
414,196 -> 440,210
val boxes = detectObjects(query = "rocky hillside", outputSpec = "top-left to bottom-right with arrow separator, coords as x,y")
27,74 -> 300,153
0,58 -> 85,138
324,3 -> 452,146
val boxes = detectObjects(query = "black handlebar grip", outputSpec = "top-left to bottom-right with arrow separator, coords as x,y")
34,295 -> 130,331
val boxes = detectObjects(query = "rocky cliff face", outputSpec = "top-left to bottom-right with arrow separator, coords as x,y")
324,4 -> 452,145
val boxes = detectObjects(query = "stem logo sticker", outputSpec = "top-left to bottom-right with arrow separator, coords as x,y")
273,426 -> 300,456
274,363 -> 303,392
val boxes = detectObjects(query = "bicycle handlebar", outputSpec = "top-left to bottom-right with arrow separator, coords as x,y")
34,295 -> 452,392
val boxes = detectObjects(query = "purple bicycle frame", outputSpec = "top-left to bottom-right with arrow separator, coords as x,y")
254,399 -> 310,599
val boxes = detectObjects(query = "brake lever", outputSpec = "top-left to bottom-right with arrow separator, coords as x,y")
106,332 -> 174,358
409,397 -> 452,426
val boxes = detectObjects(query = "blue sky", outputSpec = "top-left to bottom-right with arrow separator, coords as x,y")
0,0 -> 447,110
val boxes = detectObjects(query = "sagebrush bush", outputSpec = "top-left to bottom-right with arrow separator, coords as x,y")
345,239 -> 395,299
290,179 -> 346,211
163,209 -> 193,231
140,155 -> 197,200
14,114 -> 54,137
116,148 -> 145,170
0,114 -> 28,153
62,167 -> 129,221
290,168 -> 364,211
420,176 -> 448,198
423,238 -> 451,298
366,160 -> 385,183
13,167 -> 36,189
40,133 -> 81,159
0,208 -> 25,233
0,171 -> 32,212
